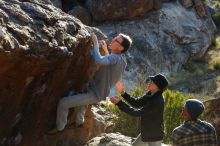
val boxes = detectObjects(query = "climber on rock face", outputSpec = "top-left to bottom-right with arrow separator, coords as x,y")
47,33 -> 132,135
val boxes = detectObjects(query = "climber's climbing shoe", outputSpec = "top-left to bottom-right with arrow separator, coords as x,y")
46,127 -> 62,135
65,122 -> 84,129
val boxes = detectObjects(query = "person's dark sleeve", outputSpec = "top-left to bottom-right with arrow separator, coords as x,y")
121,92 -> 149,108
116,100 -> 159,117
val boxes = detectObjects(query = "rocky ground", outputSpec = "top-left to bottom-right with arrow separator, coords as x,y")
87,133 -> 170,146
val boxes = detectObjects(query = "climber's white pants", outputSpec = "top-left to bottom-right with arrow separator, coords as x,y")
56,91 -> 98,131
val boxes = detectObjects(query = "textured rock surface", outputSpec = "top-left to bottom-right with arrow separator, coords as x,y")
87,133 -> 170,146
87,133 -> 133,146
194,0 -> 207,17
180,0 -> 207,17
97,2 -> 216,90
204,98 -> 220,146
23,0 -> 52,5
180,0 -> 193,8
86,0 -> 155,22
0,0 -> 105,146
153,0 -> 163,10
68,5 -> 92,25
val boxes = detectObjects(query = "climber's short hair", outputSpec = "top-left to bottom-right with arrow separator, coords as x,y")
119,33 -> 132,53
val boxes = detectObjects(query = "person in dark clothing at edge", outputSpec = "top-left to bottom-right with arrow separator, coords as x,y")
110,73 -> 169,146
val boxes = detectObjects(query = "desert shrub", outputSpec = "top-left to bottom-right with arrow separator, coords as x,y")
211,60 -> 220,71
163,90 -> 193,143
212,12 -> 220,26
214,36 -> 220,49
105,85 -> 144,137
106,103 -> 140,137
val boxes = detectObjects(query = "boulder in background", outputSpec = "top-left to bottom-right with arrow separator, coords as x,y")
86,0 -> 155,22
68,5 -> 92,25
97,2 -> 216,90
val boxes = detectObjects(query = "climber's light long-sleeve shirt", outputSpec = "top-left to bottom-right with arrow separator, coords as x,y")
90,46 -> 127,100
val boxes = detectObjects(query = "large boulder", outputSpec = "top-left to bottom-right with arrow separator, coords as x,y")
0,0 -> 105,145
21,0 -> 52,5
180,0 -> 193,8
87,133 -> 170,146
97,2 -> 216,89
87,133 -> 133,146
68,5 -> 92,25
86,0 -> 155,22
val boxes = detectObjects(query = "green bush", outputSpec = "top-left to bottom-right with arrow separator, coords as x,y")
210,0 -> 220,26
105,85 -> 144,137
163,90 -> 193,143
214,36 -> 220,49
211,60 -> 220,71
106,103 -> 140,137
106,87 -> 193,144
212,12 -> 220,27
